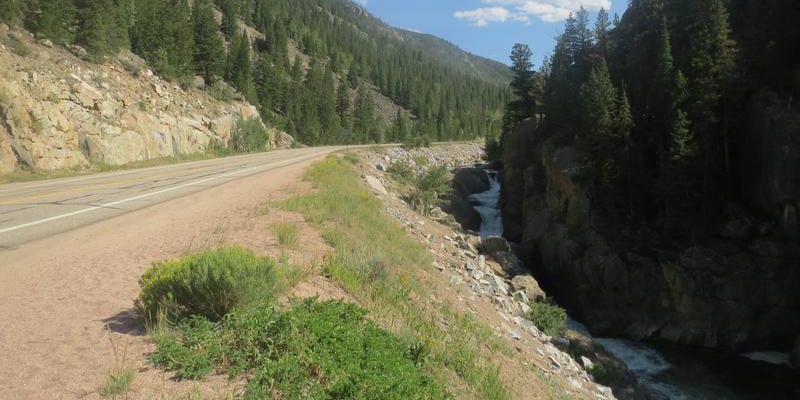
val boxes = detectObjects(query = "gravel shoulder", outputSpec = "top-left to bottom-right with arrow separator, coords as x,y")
0,156 -> 329,399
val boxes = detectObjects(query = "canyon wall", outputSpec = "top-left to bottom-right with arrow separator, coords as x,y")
501,114 -> 800,352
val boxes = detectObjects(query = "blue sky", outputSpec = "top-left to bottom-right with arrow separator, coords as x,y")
357,0 -> 629,66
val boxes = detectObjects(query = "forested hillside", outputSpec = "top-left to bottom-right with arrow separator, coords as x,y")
1,0 -> 510,146
499,0 -> 800,351
503,0 -> 800,238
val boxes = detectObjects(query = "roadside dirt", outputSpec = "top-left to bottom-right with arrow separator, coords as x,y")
0,157 -> 332,399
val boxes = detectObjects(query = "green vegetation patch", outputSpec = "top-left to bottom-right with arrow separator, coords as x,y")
138,247 -> 278,324
410,166 -> 451,216
101,367 -> 135,398
387,160 -> 416,184
527,298 -> 567,337
3,33 -> 30,57
271,221 -> 299,247
283,156 -> 511,399
150,299 -> 447,399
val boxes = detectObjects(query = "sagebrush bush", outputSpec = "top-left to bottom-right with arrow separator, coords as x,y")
229,116 -> 268,153
138,247 -> 277,324
527,298 -> 567,337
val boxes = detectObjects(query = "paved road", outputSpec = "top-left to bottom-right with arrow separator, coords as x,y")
0,146 -> 345,249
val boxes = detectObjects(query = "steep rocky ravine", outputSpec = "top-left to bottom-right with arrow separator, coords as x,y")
500,115 -> 800,356
0,24 -> 291,175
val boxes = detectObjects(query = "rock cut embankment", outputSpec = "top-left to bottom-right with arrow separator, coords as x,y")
0,24 -> 290,174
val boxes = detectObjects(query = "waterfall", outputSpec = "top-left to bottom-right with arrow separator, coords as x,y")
469,170 -> 503,239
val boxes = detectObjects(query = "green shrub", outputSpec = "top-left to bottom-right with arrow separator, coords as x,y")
402,135 -> 432,149
412,156 -> 430,166
527,298 -> 567,337
410,166 -> 450,215
149,299 -> 448,399
3,33 -> 30,57
137,247 -> 278,324
342,152 -> 360,165
229,116 -> 268,153
588,361 -> 625,386
120,58 -> 141,77
101,367 -> 135,397
207,81 -> 235,102
387,161 -> 415,184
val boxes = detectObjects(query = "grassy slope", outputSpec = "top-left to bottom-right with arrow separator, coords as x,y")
283,155 -> 512,399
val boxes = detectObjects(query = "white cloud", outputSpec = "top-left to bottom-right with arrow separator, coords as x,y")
455,0 -> 612,26
454,7 -> 530,27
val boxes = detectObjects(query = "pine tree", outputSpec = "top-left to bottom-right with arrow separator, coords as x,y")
579,58 -> 619,191
75,0 -> 129,60
336,82 -> 352,130
131,0 -> 193,78
192,0 -> 225,83
318,67 -> 340,142
580,59 -> 616,140
505,43 -> 536,126
220,0 -> 237,38
683,0 -> 736,185
27,0 -> 76,44
225,30 -> 256,102
0,0 -> 27,26
353,83 -> 375,142
595,8 -> 611,55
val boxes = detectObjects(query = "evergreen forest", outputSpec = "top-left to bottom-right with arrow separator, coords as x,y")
501,0 -> 800,239
1,0 -> 511,145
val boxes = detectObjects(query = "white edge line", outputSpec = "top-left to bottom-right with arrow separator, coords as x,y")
0,150 -> 330,235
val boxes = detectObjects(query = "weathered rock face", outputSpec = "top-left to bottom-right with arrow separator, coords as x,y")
450,168 -> 490,232
501,117 -> 800,352
740,90 -> 800,238
0,29 -> 291,174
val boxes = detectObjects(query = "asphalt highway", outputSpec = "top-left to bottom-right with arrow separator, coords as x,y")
0,146 -> 345,249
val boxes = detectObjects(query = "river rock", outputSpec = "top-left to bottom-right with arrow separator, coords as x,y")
511,274 -> 545,301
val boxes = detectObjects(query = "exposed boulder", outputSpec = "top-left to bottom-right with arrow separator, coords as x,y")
482,236 -> 511,255
511,274 -> 545,301
364,175 -> 388,196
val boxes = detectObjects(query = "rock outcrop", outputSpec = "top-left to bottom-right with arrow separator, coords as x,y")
0,26 -> 291,174
450,168 -> 490,232
501,117 -> 800,352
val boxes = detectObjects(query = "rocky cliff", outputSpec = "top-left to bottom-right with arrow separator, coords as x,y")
501,116 -> 800,353
0,25 -> 290,175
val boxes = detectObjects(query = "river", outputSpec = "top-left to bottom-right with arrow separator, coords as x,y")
468,169 -> 800,400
